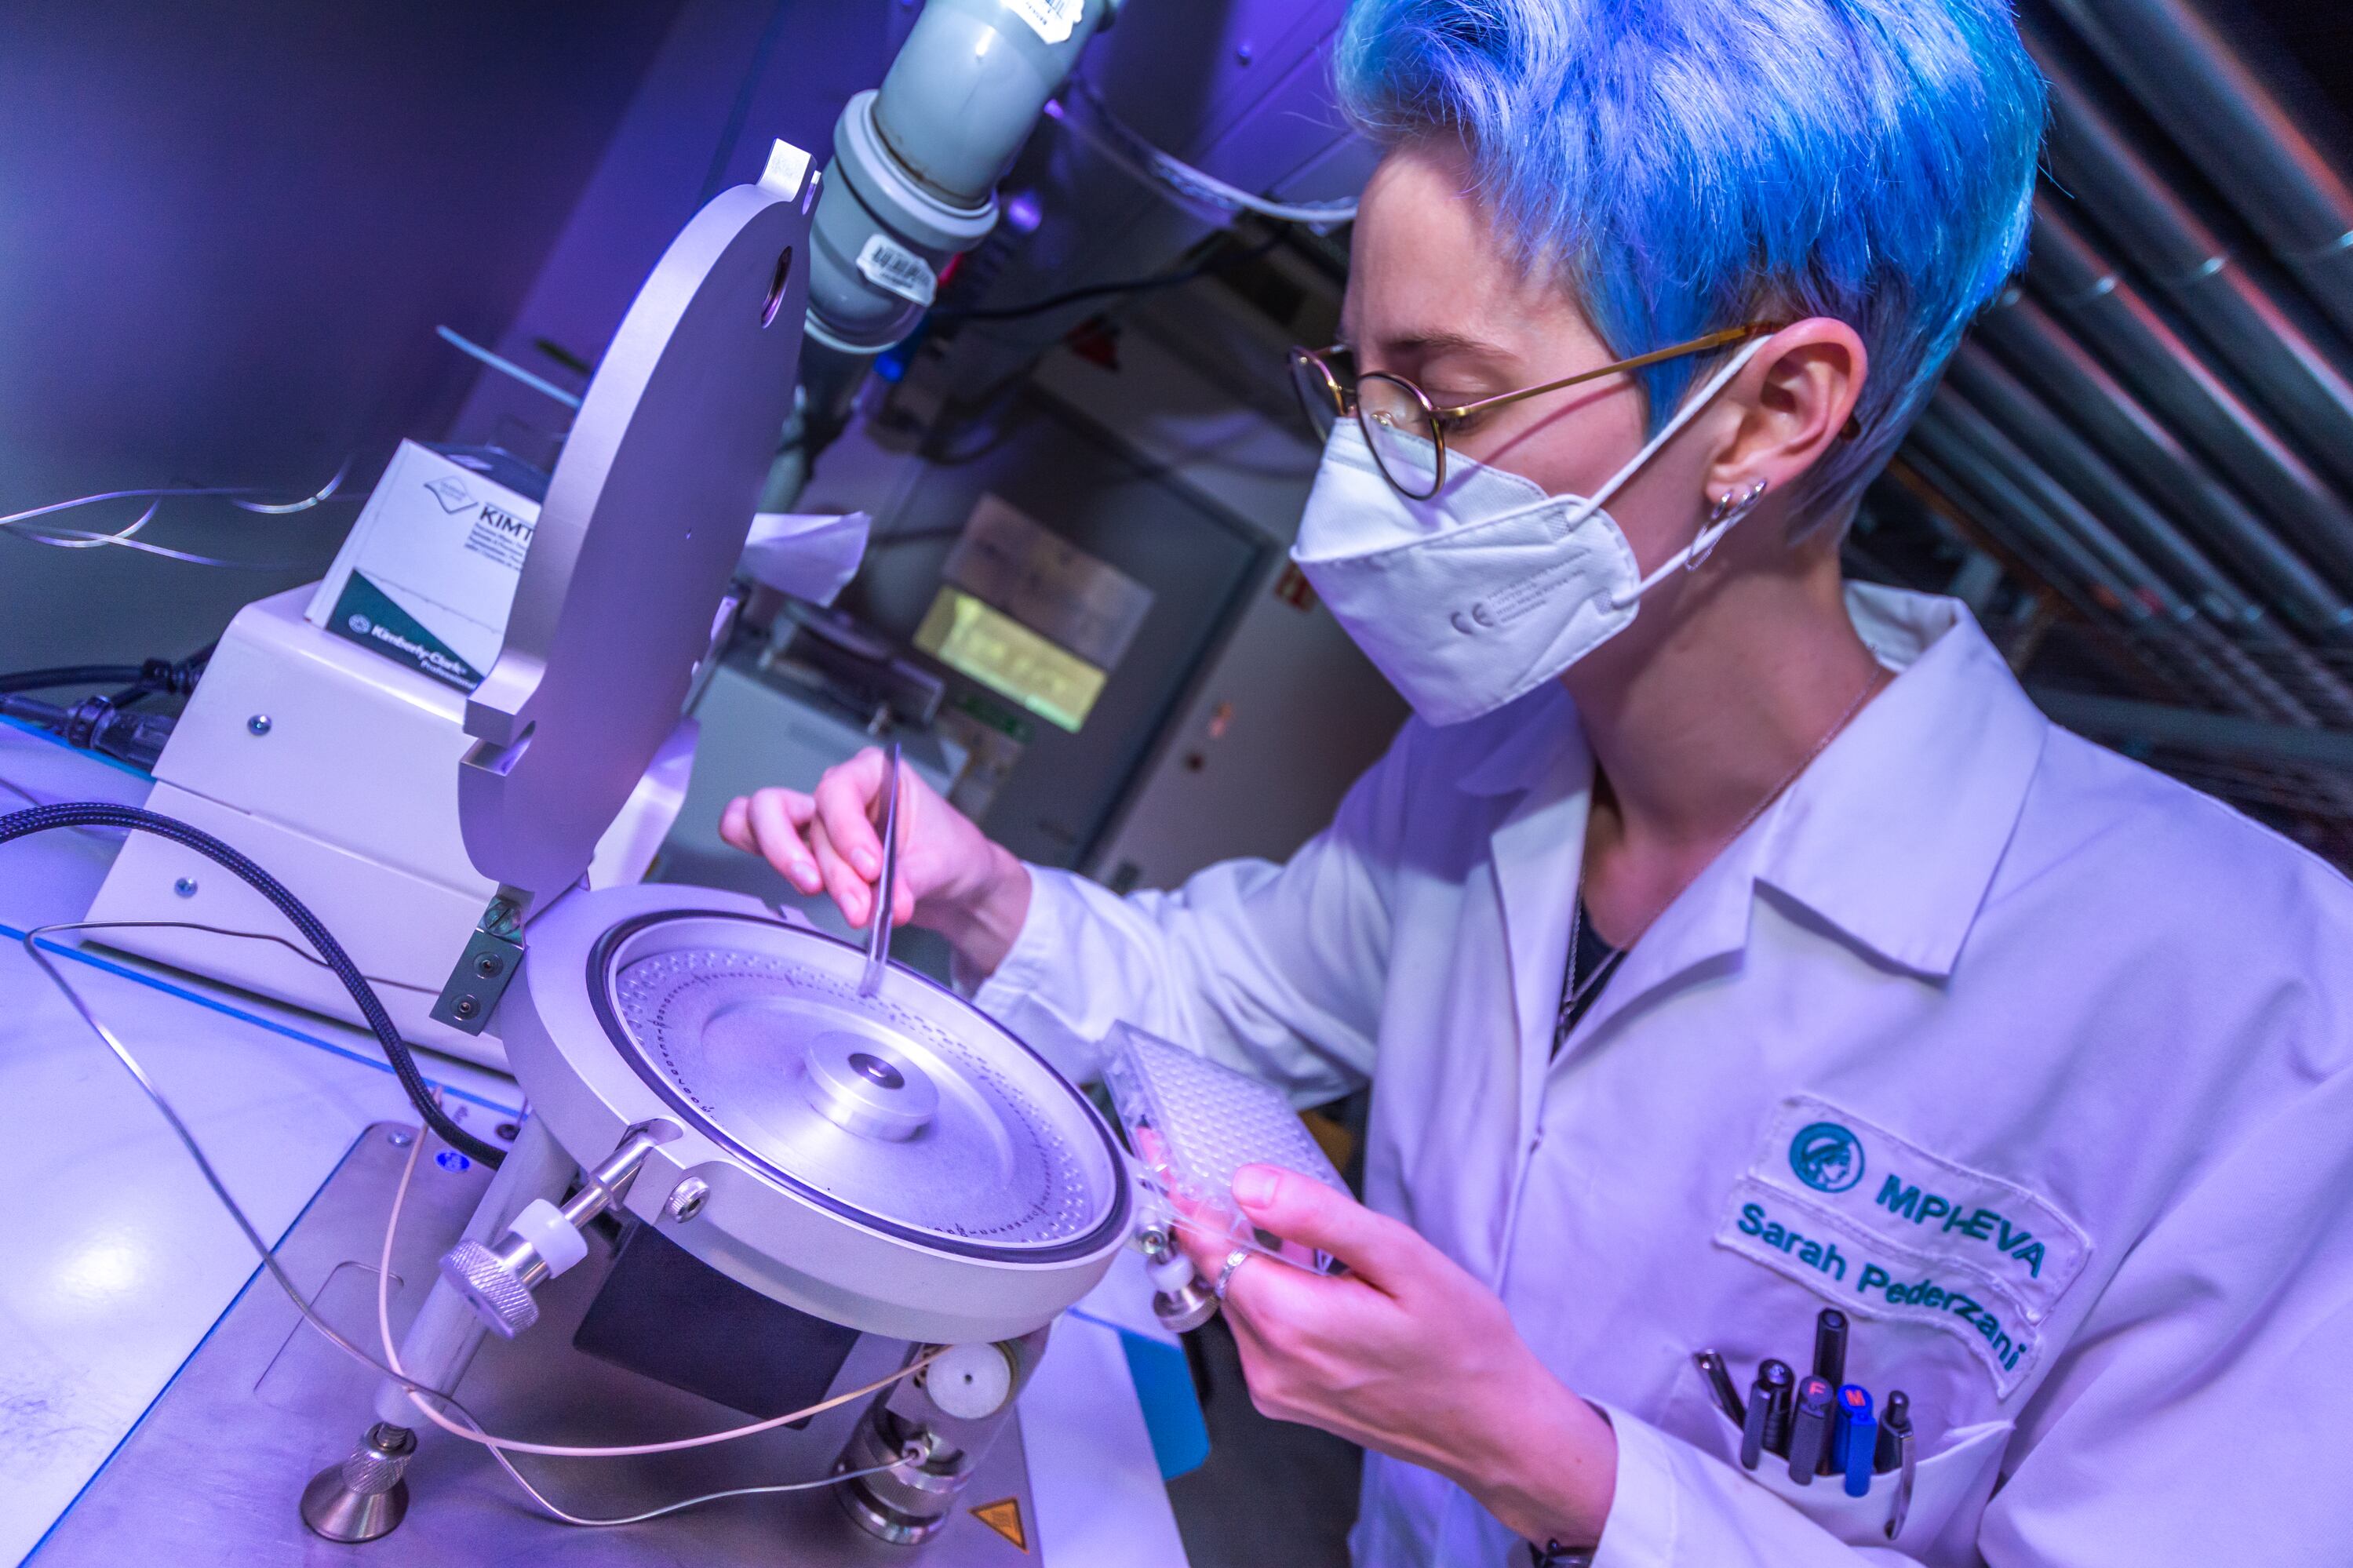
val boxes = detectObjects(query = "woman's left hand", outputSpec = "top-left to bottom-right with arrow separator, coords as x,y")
1178,1164 -> 1619,1551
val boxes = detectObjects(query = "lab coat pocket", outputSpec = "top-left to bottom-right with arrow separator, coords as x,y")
1666,1374 -> 2012,1549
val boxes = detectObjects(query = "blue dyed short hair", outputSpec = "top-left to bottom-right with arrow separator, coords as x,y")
1335,0 -> 2045,531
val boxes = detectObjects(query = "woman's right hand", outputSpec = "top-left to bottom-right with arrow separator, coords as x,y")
719,746 -> 1033,979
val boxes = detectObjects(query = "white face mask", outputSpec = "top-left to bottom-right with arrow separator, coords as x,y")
1291,339 -> 1769,726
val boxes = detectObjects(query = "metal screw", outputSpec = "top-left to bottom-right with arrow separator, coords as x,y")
453,995 -> 480,1020
474,953 -> 504,978
247,715 -> 272,736
665,1177 -> 711,1223
495,1121 -> 520,1142
387,1129 -> 413,1147
173,877 -> 199,898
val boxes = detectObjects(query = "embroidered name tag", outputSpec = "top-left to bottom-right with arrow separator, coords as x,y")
1710,1097 -> 2095,1397
1754,1096 -> 2089,1318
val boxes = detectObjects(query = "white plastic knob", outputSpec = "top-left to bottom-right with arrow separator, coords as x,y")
924,1341 -> 1015,1420
509,1197 -> 590,1279
1147,1251 -> 1197,1294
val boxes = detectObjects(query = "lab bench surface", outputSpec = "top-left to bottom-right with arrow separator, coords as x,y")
0,720 -> 1187,1566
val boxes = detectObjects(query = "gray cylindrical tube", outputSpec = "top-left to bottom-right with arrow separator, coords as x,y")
1943,347 -> 2264,632
2027,206 -> 2353,592
875,0 -> 1103,206
2031,36 -> 2353,493
803,0 -> 1112,353
2038,0 -> 2353,344
1975,288 -> 2353,638
370,1115 -> 576,1427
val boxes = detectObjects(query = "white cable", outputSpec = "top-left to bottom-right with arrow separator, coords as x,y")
230,458 -> 352,514
2,467 -> 354,530
4,464 -> 355,568
20,916 -> 934,1511
371,1048 -> 944,1457
1048,88 -> 1357,230
373,1130 -> 915,1526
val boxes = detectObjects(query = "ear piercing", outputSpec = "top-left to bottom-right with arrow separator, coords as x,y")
1688,478 -> 1771,571
1709,478 -> 1771,525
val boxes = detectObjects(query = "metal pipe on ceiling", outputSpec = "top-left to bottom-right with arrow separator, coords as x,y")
1944,345 -> 2266,634
2036,0 -> 2353,344
1913,398 -> 2325,728
2029,37 -> 2353,494
1912,404 -> 2177,627
1924,395 -> 2193,627
1894,446 -> 2119,628
2027,206 -> 2353,592
1935,349 -> 2353,729
1974,286 -> 2353,640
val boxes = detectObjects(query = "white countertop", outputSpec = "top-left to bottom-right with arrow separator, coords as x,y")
0,719 -> 1186,1566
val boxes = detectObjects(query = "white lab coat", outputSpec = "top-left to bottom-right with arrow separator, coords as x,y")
977,585 -> 2353,1566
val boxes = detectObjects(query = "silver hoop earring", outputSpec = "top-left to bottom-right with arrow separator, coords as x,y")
1689,478 -> 1769,572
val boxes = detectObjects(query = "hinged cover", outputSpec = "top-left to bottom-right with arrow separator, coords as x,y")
459,155 -> 817,905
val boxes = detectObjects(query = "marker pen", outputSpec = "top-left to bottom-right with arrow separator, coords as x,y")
1812,1308 -> 1849,1389
1836,1385 -> 1876,1497
1786,1376 -> 1834,1486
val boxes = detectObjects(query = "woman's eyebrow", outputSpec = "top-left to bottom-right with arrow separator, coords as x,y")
1372,328 -> 1520,369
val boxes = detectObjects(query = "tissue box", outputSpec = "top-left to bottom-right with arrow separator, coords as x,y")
304,441 -> 549,690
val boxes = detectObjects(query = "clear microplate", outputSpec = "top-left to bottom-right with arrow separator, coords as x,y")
1101,1020 -> 1350,1273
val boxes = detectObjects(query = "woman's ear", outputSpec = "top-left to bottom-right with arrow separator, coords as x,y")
1704,318 -> 1868,501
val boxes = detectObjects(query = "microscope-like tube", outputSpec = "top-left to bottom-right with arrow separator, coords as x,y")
803,0 -> 1116,353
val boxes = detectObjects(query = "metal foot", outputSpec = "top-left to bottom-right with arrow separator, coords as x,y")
299,1423 -> 416,1543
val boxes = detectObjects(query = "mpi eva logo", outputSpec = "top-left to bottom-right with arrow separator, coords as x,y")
1788,1122 -> 1864,1194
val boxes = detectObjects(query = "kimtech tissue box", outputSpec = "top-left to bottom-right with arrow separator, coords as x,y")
304,441 -> 550,690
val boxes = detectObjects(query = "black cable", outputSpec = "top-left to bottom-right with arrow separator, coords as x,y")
930,231 -> 1287,324
2,802 -> 505,1167
0,664 -> 147,696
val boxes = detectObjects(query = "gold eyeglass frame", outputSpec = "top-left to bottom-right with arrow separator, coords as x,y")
1289,321 -> 1785,500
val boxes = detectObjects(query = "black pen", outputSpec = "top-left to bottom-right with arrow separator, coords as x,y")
1741,1360 -> 1793,1471
1694,1349 -> 1746,1428
1876,1389 -> 1910,1474
1787,1376 -> 1834,1486
1759,1359 -> 1796,1459
1812,1307 -> 1849,1388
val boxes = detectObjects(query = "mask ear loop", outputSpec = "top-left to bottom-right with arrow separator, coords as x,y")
1602,337 -> 1778,610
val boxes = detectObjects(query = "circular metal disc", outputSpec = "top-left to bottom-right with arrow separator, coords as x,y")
594,912 -> 1122,1261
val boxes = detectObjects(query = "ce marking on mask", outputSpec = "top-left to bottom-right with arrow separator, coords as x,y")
1712,1097 -> 2094,1396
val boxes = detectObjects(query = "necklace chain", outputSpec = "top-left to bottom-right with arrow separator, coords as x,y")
1558,660 -> 1892,1039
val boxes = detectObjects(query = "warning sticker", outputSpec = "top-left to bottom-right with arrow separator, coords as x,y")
971,1495 -> 1029,1552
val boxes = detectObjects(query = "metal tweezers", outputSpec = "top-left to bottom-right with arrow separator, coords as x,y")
858,739 -> 902,999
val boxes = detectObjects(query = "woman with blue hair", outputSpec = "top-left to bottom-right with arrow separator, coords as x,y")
730,0 -> 2353,1560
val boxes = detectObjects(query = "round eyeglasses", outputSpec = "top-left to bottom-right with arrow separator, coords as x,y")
1288,322 -> 1781,500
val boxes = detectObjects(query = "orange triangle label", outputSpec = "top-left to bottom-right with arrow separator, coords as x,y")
971,1495 -> 1029,1552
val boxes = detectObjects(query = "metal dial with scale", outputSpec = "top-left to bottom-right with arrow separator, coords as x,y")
501,883 -> 1132,1346
604,912 -> 1118,1260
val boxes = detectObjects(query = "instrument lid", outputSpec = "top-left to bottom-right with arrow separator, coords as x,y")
458,147 -> 818,906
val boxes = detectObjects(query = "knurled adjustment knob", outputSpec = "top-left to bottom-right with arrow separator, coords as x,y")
440,1237 -> 540,1337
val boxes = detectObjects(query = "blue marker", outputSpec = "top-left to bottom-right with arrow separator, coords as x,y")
1835,1384 -> 1877,1497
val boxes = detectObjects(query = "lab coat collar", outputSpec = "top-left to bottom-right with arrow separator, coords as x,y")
1480,588 -> 2046,1075
1750,586 -> 2049,980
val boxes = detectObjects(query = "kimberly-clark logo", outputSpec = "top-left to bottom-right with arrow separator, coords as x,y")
1788,1122 -> 1864,1194
424,475 -> 474,513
